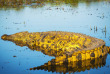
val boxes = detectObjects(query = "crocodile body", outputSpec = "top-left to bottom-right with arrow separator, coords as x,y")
1,31 -> 110,63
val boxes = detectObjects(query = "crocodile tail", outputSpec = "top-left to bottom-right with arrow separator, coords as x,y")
68,46 -> 109,62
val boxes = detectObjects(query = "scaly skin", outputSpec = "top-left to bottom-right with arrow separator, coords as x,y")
1,31 -> 110,63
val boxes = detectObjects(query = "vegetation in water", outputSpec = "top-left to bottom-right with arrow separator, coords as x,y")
0,0 -> 109,10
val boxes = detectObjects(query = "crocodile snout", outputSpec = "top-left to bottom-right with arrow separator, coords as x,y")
1,34 -> 9,40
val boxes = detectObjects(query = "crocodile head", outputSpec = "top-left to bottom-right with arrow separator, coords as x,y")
1,31 -> 29,46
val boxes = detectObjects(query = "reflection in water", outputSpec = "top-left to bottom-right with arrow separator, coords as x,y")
90,26 -> 108,39
30,54 -> 107,73
0,0 -> 110,74
0,0 -> 109,9
104,26 -> 106,38
101,26 -> 107,38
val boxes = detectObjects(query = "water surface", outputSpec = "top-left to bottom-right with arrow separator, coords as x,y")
0,0 -> 110,74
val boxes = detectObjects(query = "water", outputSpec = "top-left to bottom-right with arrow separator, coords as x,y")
0,0 -> 110,74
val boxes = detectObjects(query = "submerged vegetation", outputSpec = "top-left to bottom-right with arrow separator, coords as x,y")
0,0 -> 109,10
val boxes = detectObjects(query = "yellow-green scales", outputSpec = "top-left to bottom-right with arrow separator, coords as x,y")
1,31 -> 110,64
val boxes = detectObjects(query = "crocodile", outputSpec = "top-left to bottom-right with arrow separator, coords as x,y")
1,31 -> 110,64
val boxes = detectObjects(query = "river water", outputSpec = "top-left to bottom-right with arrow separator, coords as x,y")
0,0 -> 110,74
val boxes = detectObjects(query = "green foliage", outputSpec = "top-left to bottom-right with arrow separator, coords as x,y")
0,0 -> 108,9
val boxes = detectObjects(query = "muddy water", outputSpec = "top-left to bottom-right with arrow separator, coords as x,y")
0,0 -> 110,74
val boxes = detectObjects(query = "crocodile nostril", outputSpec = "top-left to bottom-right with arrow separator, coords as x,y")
1,34 -> 9,40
